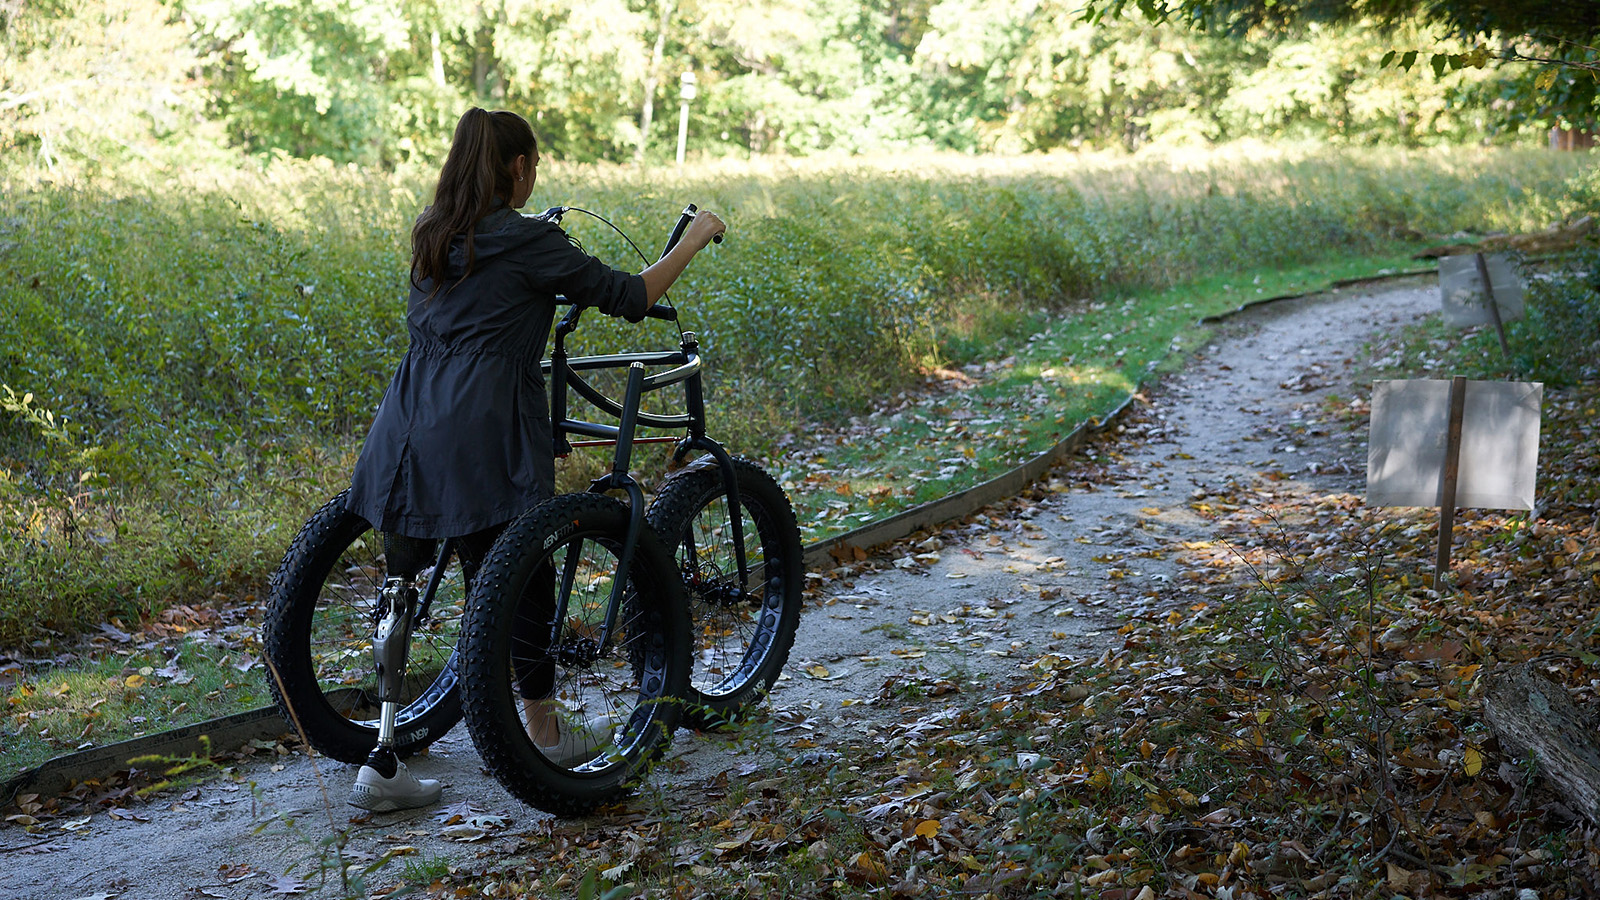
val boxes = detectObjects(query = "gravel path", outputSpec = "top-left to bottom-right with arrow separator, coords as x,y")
2,281 -> 1436,900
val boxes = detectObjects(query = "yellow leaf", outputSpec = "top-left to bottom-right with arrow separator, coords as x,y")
1085,868 -> 1120,886
805,664 -> 830,678
1464,746 -> 1484,777
124,675 -> 146,688
914,819 -> 940,839
851,851 -> 888,884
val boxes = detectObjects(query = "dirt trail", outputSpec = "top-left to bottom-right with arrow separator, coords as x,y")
2,282 -> 1436,900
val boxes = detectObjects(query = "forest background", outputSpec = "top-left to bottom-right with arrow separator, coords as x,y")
3,0 -> 1596,167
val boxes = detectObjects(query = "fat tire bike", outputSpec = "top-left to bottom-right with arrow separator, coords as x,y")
262,204 -> 803,816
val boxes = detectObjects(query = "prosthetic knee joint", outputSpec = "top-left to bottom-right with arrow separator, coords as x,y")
365,575 -> 418,776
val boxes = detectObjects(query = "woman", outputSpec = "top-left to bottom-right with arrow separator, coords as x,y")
344,108 -> 724,811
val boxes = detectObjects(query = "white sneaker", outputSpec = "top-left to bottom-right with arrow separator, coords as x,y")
538,714 -> 620,767
348,761 -> 442,812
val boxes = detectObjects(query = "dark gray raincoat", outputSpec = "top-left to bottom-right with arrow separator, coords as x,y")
346,207 -> 647,537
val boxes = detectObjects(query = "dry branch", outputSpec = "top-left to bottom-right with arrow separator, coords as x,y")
1482,661 -> 1600,825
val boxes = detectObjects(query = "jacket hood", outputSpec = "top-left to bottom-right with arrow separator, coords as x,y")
445,207 -> 544,273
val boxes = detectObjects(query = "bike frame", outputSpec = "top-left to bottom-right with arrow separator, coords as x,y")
537,205 -> 750,650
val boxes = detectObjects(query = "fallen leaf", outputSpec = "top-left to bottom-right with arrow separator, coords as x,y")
266,874 -> 306,895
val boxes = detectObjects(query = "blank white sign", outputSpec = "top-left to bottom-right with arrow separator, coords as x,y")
1439,253 -> 1524,328
1367,379 -> 1542,511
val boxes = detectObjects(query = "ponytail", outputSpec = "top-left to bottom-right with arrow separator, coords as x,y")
411,108 -> 537,301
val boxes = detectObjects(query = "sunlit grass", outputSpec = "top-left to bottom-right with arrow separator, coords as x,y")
3,638 -> 265,776
0,143 -> 1589,648
784,244 -> 1432,541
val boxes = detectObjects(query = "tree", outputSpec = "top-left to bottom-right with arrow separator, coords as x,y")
1080,0 -> 1600,75
1079,0 -> 1598,136
1,0 -> 214,167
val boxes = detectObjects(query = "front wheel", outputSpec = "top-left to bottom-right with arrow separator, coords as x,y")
261,491 -> 465,764
459,493 -> 690,817
646,456 -> 803,729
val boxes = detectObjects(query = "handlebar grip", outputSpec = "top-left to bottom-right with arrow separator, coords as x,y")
645,303 -> 678,322
661,205 -> 697,260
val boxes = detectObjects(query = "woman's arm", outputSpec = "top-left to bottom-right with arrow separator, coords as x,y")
640,211 -> 725,306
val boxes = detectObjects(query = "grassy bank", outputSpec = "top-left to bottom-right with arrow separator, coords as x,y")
0,247 -> 1527,783
1,145 -> 1590,648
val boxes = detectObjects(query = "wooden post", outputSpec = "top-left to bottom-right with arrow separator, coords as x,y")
1473,252 -> 1512,361
1434,376 -> 1467,592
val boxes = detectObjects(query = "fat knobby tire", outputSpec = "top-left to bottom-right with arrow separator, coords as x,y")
459,493 -> 691,816
646,456 -> 803,729
262,491 -> 463,763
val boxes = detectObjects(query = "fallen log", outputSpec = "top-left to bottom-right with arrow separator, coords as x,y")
1482,661 -> 1600,825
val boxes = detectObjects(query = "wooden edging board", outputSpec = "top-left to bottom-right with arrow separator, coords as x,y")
2,264 -> 1435,802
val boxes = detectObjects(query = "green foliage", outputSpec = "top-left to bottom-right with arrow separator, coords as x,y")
0,146 -> 1590,645
1082,0 -> 1600,126
1508,247 -> 1600,386
0,0 -> 220,166
6,0 -> 1573,168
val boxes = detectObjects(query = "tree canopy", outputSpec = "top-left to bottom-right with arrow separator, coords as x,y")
1,0 -> 1590,168
1081,0 -> 1600,124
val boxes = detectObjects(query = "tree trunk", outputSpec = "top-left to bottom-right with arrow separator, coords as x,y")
636,0 -> 675,163
1482,661 -> 1600,825
430,31 -> 447,88
1549,127 -> 1597,151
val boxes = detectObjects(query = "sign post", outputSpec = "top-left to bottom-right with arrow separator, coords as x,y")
1367,378 -> 1542,592
1440,252 -> 1523,366
1433,377 -> 1467,591
1470,253 -> 1512,360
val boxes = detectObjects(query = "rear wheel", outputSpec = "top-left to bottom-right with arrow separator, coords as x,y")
459,493 -> 690,816
262,491 -> 464,763
646,456 -> 803,728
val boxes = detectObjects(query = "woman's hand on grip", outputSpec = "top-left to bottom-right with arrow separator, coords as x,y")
686,210 -> 725,250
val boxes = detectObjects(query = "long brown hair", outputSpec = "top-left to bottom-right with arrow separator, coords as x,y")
411,108 -> 535,300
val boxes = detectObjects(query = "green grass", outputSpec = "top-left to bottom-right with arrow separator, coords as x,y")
3,632 -> 266,775
1,142 -> 1596,780
0,243 -> 1447,783
783,244 -> 1431,542
2,145 -> 1588,645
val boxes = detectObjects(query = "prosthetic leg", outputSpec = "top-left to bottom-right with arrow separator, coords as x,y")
348,535 -> 443,812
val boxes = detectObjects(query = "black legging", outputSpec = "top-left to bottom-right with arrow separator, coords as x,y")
384,526 -> 554,700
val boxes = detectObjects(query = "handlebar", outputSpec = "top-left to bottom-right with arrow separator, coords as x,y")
540,202 -> 720,331
661,203 -> 723,260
